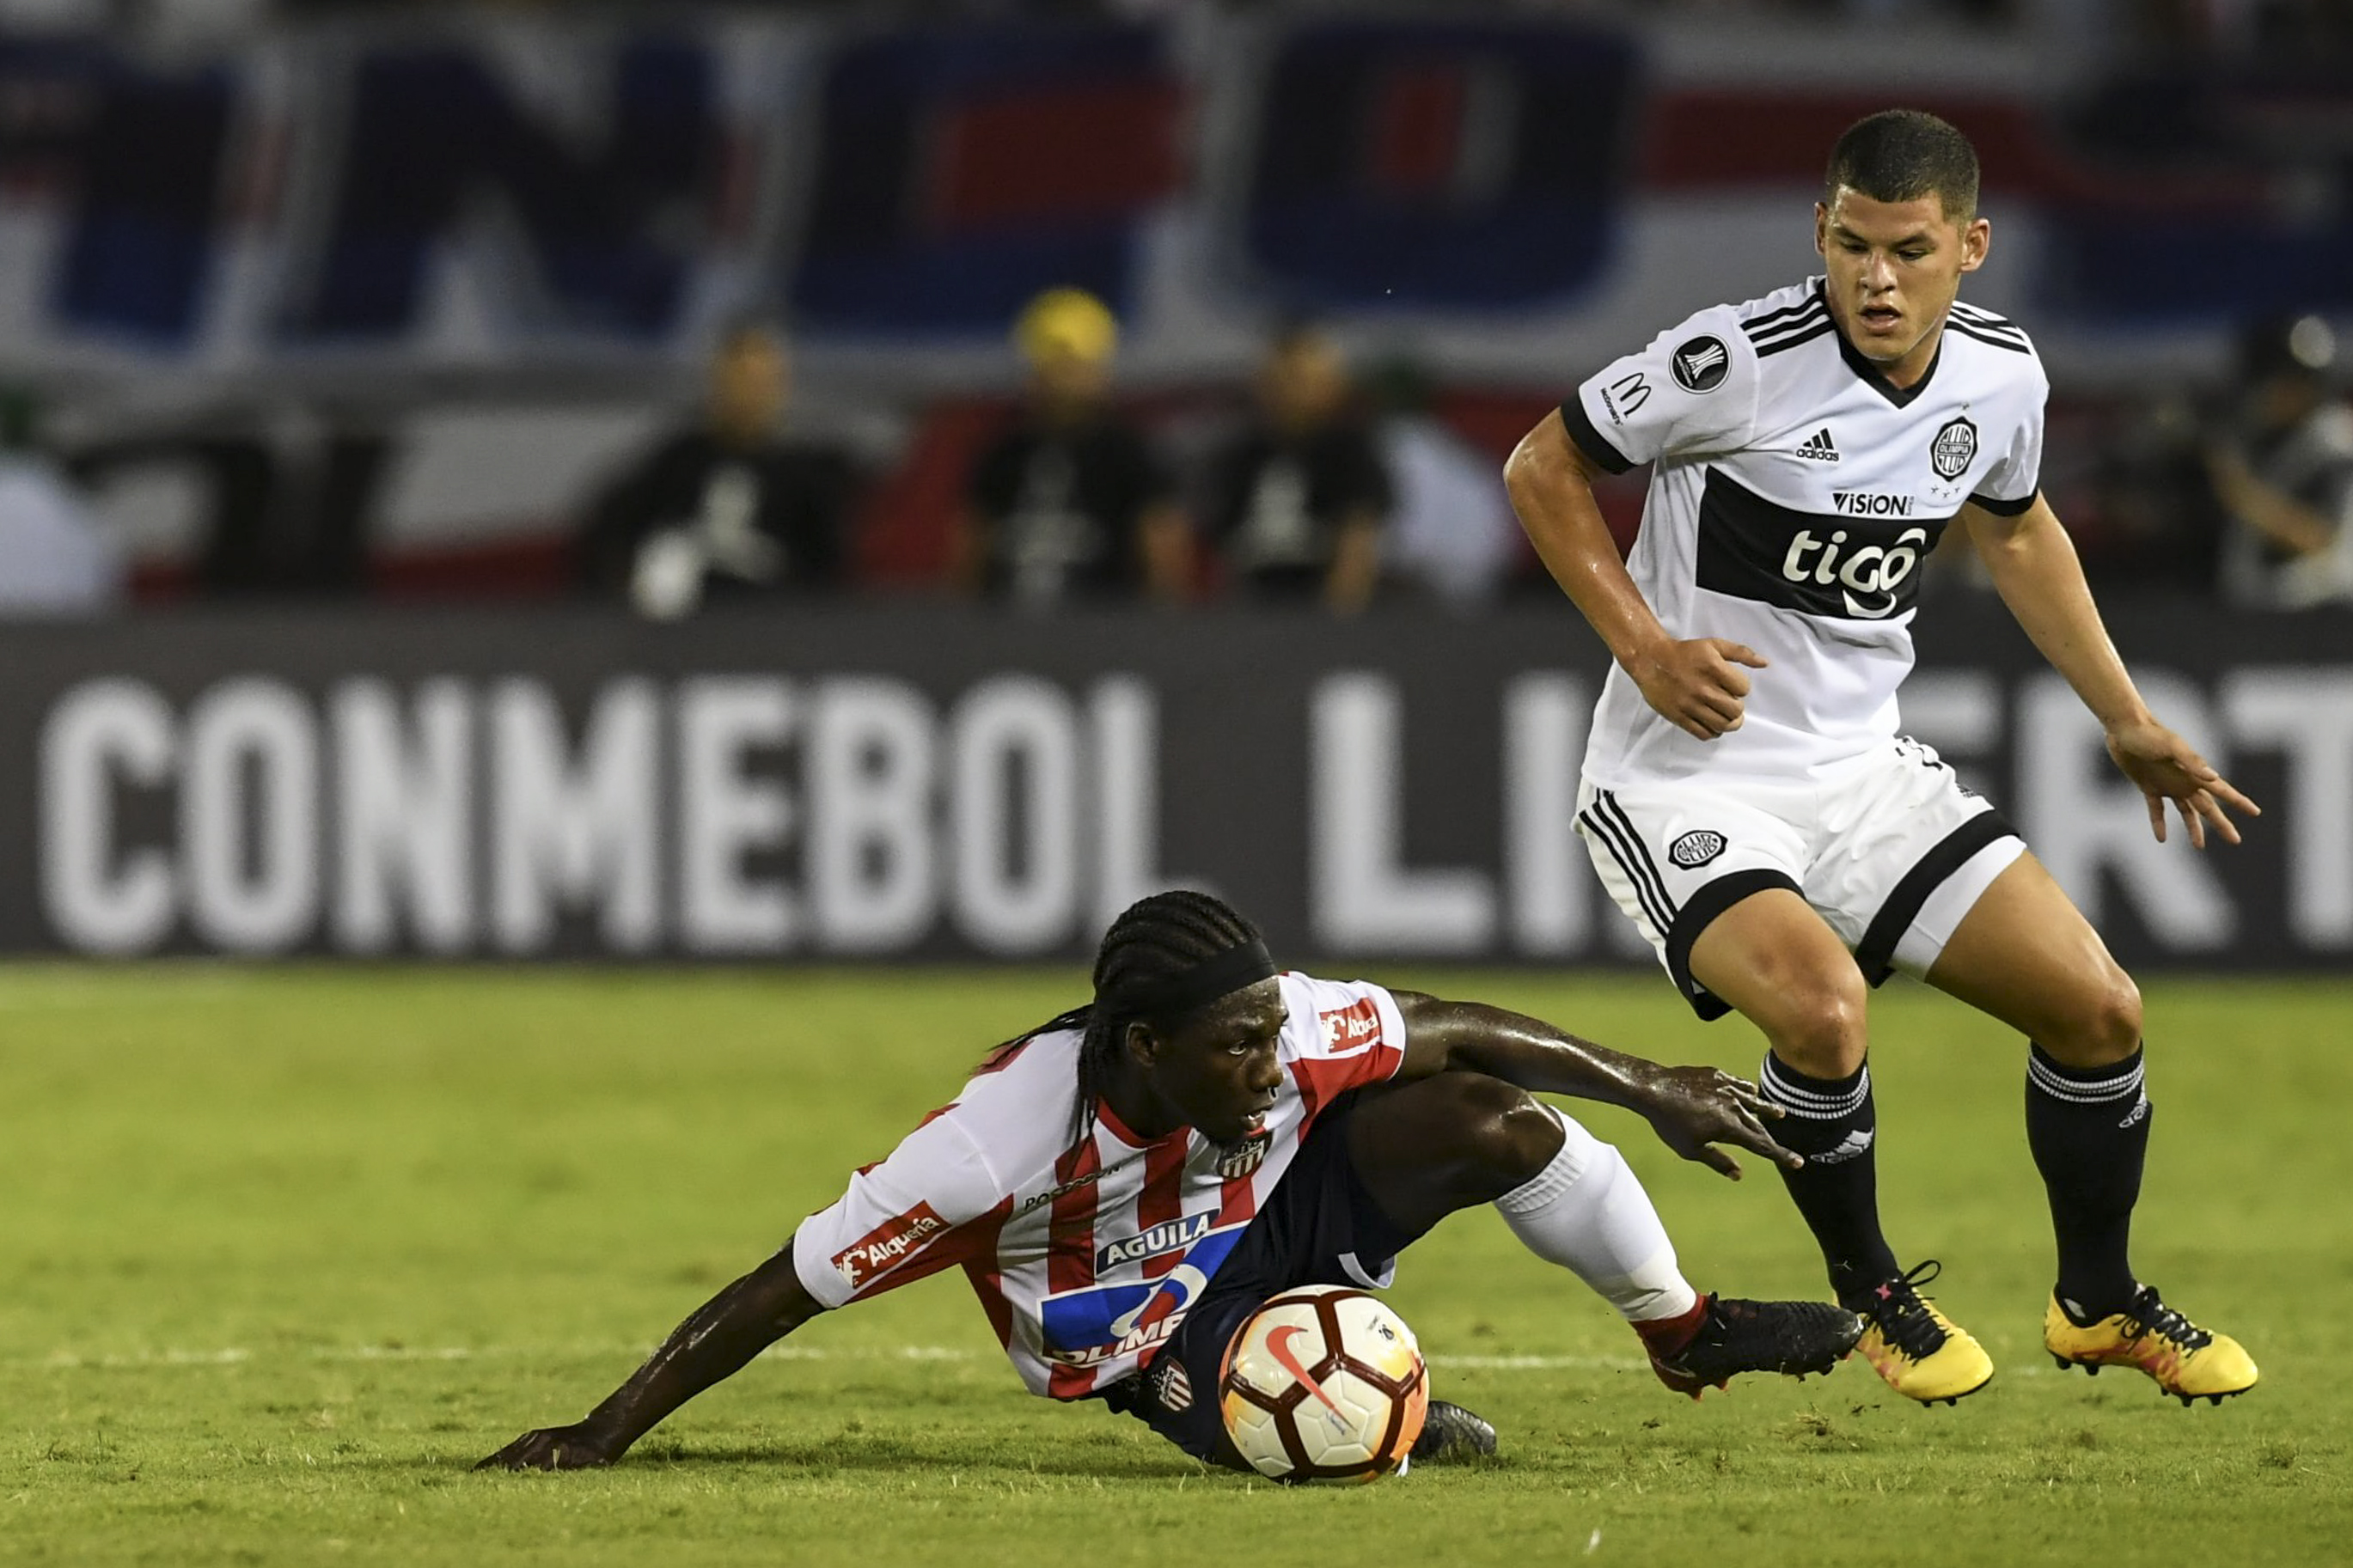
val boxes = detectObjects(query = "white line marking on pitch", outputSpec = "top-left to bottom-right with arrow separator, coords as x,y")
22,1344 -> 2066,1377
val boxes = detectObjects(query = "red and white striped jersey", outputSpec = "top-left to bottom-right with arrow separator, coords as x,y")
789,972 -> 1408,1400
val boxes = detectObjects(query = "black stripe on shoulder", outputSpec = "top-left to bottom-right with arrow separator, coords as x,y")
1740,296 -> 1823,334
1950,301 -> 2024,330
1950,307 -> 2029,343
1753,319 -> 1836,357
1944,319 -> 2033,355
1744,305 -> 1827,343
1968,488 -> 2038,517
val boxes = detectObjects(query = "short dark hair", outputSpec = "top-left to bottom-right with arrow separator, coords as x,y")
1824,110 -> 1980,223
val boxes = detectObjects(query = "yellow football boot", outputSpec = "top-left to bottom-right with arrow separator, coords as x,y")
2044,1286 -> 2258,1406
1855,1261 -> 1993,1406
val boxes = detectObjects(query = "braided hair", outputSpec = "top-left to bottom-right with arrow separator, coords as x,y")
986,890 -> 1267,1142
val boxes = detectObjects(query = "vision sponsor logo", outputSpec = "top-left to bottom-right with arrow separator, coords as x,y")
1039,1223 -> 1246,1368
831,1202 -> 948,1290
1780,526 -> 1930,619
1319,998 -> 1383,1051
1097,1210 -> 1213,1272
1831,491 -> 1915,517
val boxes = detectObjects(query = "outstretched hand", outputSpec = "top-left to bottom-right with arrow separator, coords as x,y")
1634,1065 -> 1800,1180
475,1423 -> 619,1473
2104,718 -> 2259,850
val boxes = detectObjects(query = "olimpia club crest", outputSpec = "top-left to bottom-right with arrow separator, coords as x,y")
1930,416 -> 1978,480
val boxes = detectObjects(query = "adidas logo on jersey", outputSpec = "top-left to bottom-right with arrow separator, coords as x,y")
1808,1129 -> 1875,1165
1794,428 -> 1840,462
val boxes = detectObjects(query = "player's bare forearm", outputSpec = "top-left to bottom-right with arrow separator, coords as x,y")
1506,412 -> 1767,740
1389,991 -> 1797,1178
1962,496 -> 2149,728
475,1245 -> 822,1472
1965,495 -> 2259,846
1505,412 -> 1668,668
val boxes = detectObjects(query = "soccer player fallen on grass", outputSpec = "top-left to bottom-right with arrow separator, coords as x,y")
480,889 -> 1861,1474
1503,109 -> 2260,1407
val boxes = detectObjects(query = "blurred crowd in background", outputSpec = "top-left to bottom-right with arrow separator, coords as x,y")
0,0 -> 2346,619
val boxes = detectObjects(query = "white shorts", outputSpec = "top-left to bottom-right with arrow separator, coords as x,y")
1576,736 -> 2025,1020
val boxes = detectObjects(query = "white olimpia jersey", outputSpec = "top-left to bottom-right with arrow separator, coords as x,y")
789,971 -> 1406,1401
1562,277 -> 2045,785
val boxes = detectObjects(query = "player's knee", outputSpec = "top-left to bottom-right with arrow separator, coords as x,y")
1761,973 -> 1870,1077
1436,1072 -> 1562,1194
2044,968 -> 2143,1067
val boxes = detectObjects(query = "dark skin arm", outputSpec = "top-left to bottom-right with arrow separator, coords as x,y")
1389,991 -> 1800,1180
475,1246 -> 822,1472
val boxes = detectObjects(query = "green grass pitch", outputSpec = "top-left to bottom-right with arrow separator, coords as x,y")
3,966 -> 2348,1566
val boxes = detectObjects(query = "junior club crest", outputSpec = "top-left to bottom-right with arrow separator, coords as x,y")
1215,1131 -> 1271,1181
1671,335 -> 1731,394
1668,830 -> 1727,869
1930,416 -> 1978,480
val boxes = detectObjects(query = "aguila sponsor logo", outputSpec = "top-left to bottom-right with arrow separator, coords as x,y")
1097,1211 -> 1213,1272
831,1202 -> 948,1290
1319,998 -> 1383,1052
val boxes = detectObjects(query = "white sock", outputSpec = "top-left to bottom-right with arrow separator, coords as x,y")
1494,1106 -> 1698,1323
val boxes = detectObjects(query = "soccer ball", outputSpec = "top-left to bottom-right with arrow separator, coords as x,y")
1219,1284 -> 1427,1483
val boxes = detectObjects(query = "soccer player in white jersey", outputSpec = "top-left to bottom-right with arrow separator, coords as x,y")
481,891 -> 1861,1473
1504,109 -> 2260,1408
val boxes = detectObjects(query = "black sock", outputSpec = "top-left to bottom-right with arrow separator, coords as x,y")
1758,1054 -> 1900,1309
2026,1042 -> 2148,1321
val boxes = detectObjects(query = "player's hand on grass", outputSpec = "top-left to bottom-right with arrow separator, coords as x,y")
475,1423 -> 620,1472
1629,638 -> 1768,741
1630,1064 -> 1801,1181
2103,718 -> 2260,850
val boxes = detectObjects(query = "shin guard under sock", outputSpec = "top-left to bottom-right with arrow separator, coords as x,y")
2026,1043 -> 2148,1321
1494,1106 -> 1700,1324
1758,1053 -> 1900,1309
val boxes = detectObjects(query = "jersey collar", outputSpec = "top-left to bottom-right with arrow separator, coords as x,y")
1815,278 -> 1943,410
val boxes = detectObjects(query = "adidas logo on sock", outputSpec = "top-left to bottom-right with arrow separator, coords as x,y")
1795,427 -> 1841,462
1808,1129 -> 1874,1164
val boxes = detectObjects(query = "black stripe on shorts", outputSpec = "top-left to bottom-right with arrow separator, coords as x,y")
1853,809 -> 2020,985
1579,793 -> 1677,938
1665,869 -> 1802,1022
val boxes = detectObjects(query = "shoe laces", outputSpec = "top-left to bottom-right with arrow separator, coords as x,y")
2119,1286 -> 2212,1351
1866,1260 -> 1951,1360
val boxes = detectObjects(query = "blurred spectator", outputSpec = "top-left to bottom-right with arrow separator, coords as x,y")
1366,356 -> 1521,608
2206,314 -> 2353,609
578,321 -> 857,619
0,389 -> 120,616
1201,325 -> 1390,613
959,288 -> 1190,607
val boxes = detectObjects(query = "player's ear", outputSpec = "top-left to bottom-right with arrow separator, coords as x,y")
1813,200 -> 1830,256
1123,1018 -> 1163,1070
1959,215 -> 1990,273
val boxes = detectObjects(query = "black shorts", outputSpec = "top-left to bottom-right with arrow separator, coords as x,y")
1096,1089 -> 1429,1468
